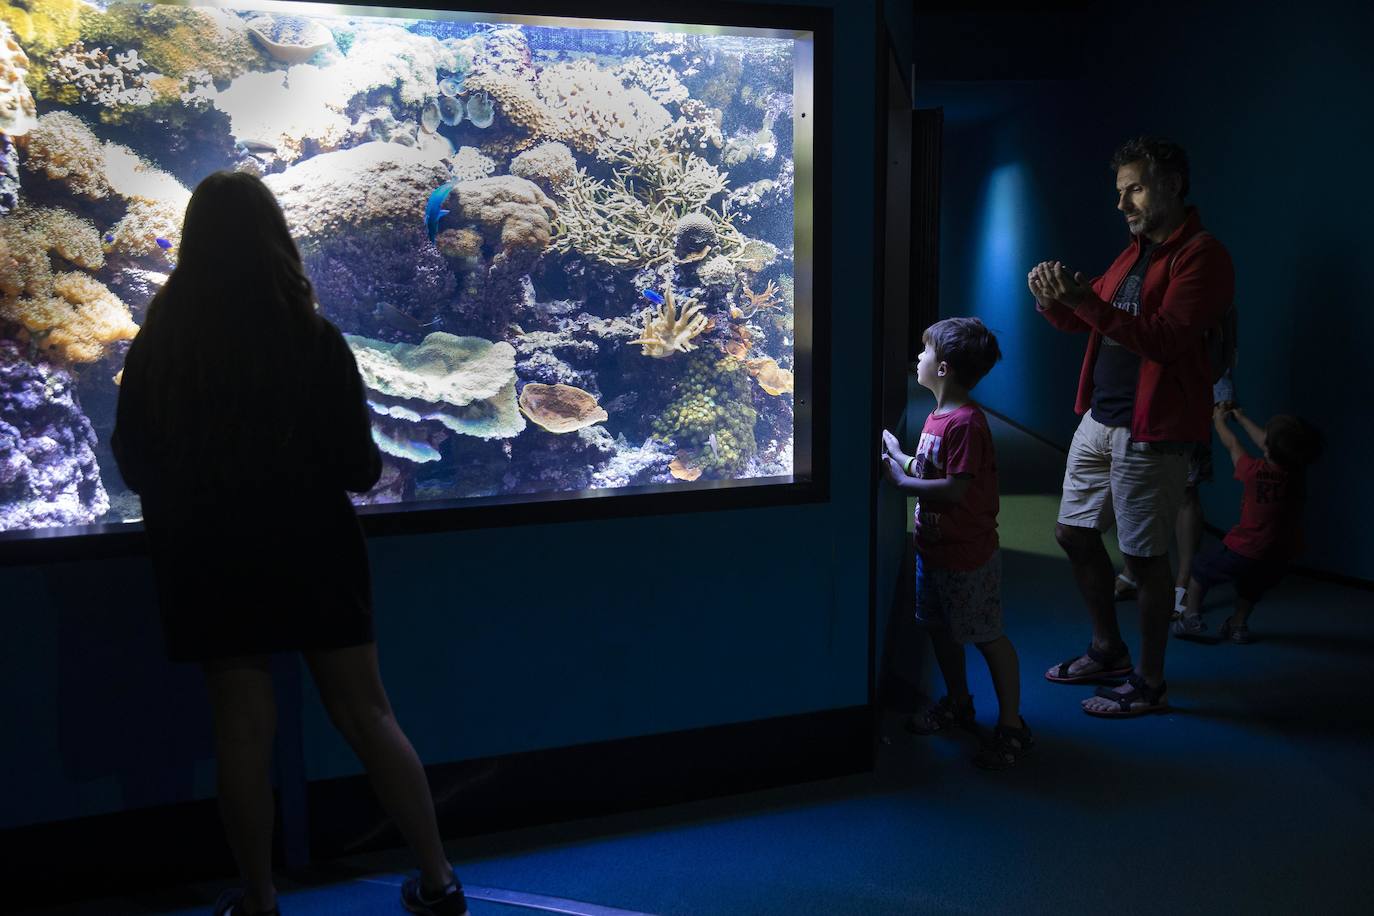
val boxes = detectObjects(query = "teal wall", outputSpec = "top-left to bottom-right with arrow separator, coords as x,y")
923,1 -> 1374,581
0,0 -> 880,828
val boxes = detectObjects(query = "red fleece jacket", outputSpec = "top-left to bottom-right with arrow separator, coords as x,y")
1037,208 -> 1234,442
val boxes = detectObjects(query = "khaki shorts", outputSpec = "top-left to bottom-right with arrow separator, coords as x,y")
915,550 -> 1003,645
1059,413 -> 1190,559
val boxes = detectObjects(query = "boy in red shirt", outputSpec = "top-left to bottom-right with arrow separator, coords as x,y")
881,317 -> 1031,769
1172,407 -> 1323,643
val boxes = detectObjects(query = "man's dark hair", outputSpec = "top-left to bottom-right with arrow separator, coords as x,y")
1265,415 -> 1324,472
922,317 -> 1002,389
1111,136 -> 1190,201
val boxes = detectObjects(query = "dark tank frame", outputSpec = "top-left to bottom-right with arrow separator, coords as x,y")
0,0 -> 831,564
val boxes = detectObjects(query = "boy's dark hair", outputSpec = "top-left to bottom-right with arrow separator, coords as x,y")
1110,136 -> 1190,201
1265,415 -> 1324,471
922,317 -> 1002,389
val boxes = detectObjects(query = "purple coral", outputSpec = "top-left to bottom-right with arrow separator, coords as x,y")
0,133 -> 19,215
0,341 -> 111,532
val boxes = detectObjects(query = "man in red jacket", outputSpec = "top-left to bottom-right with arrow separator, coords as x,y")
1028,137 -> 1234,717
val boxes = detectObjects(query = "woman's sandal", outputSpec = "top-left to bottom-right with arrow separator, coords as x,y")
1045,643 -> 1133,684
973,718 -> 1035,769
213,889 -> 281,916
1082,673 -> 1169,718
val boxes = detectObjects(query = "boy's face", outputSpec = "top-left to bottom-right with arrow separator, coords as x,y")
915,341 -> 944,391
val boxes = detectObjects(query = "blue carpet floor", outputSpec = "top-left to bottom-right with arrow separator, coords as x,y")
24,416 -> 1374,915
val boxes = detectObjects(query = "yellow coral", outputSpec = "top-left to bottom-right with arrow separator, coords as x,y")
629,286 -> 709,358
22,110 -> 111,198
0,204 -> 103,298
745,357 -> 794,396
1,271 -> 137,364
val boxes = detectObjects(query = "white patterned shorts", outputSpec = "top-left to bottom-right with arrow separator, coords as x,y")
914,549 -> 1003,645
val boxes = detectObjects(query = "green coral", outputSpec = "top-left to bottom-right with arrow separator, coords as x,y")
1,0 -> 83,55
79,2 -> 259,83
2,0 -> 84,101
652,349 -> 757,476
331,26 -> 354,56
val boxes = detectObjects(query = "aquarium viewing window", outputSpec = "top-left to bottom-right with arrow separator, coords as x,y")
0,0 -> 821,552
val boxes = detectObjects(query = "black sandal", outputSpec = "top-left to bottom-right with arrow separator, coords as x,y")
904,695 -> 977,735
1082,673 -> 1169,718
973,718 -> 1035,769
1045,643 -> 1133,684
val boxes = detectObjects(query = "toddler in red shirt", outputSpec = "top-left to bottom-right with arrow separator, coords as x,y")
1172,407 -> 1323,643
881,317 -> 1030,769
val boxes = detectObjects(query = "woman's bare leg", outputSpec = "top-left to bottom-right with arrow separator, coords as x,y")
304,644 -> 453,891
203,656 -> 278,914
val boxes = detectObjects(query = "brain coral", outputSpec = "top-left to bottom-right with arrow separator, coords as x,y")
509,141 -> 576,194
447,175 -> 557,259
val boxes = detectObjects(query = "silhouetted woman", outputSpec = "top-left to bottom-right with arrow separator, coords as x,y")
113,171 -> 468,916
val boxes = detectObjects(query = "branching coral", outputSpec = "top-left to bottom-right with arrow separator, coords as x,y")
730,278 -> 784,320
550,133 -> 745,270
629,285 -> 709,358
45,41 -> 156,110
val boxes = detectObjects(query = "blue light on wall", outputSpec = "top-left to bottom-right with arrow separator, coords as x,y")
970,162 -> 1033,419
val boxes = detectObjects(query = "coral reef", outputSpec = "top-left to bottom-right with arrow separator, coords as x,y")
446,145 -> 495,182
264,141 -> 448,241
245,14 -> 334,65
1,206 -> 136,364
613,57 -> 689,106
517,382 -> 608,434
697,254 -> 736,290
0,0 -> 83,101
45,41 -> 156,110
745,356 -> 794,396
77,3 -> 259,84
21,109 -> 108,197
590,434 -> 673,488
345,331 -> 525,442
651,348 -> 757,477
550,134 -> 742,270
0,339 -> 110,532
0,133 -> 18,213
509,140 -> 575,194
213,24 -> 470,163
629,285 -> 709,358
1,21 -> 38,137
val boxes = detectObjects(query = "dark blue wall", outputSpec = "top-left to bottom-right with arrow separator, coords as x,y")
0,0 -> 880,829
922,1 -> 1374,581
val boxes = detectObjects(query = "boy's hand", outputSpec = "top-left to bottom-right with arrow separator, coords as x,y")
1213,403 -> 1235,423
880,453 -> 906,485
881,429 -> 902,459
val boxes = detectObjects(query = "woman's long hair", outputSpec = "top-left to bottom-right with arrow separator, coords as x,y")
137,171 -> 318,483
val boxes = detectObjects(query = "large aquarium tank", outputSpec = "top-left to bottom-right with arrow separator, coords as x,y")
0,0 -> 814,544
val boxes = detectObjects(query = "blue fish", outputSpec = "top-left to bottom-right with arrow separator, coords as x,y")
155,236 -> 172,249
425,182 -> 454,243
642,288 -> 664,305
103,233 -> 114,244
